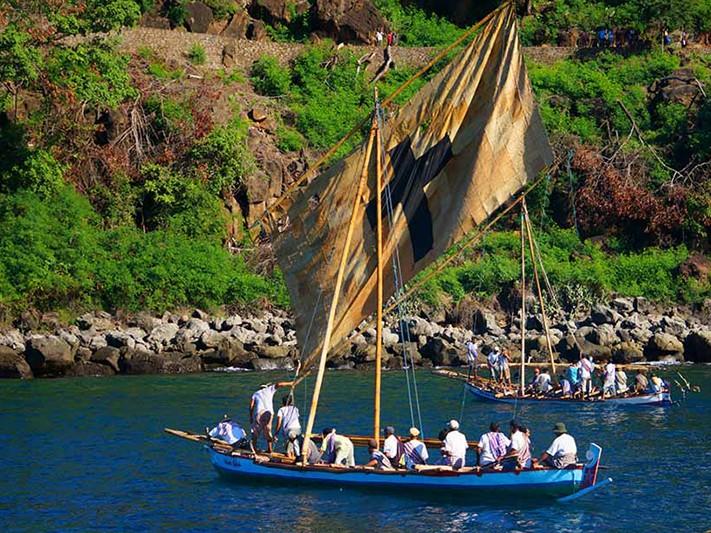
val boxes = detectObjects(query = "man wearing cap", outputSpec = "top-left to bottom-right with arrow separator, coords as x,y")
249,379 -> 301,453
538,422 -> 577,469
365,439 -> 394,470
382,426 -> 405,468
403,427 -> 429,469
442,419 -> 468,469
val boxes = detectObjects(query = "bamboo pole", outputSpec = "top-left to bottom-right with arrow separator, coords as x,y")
374,92 -> 383,443
523,202 -> 557,376
301,119 -> 378,462
248,4 -> 506,236
520,209 -> 526,396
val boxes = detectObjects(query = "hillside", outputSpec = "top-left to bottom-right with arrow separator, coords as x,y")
0,0 -> 709,325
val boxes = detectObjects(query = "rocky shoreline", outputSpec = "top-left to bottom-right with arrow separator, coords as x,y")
1,297 -> 710,379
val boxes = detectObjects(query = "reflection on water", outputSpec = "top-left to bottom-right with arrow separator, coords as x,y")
0,367 -> 709,532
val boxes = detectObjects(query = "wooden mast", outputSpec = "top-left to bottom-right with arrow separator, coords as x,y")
523,202 -> 557,376
519,208 -> 526,396
374,90 -> 383,443
301,118 -> 378,461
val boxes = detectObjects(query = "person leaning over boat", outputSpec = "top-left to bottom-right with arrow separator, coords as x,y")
382,426 -> 406,468
602,359 -> 617,397
442,420 -> 469,469
536,422 -> 577,469
616,368 -> 629,395
250,380 -> 297,453
403,427 -> 429,469
533,367 -> 553,395
502,420 -> 531,470
320,428 -> 355,467
366,439 -> 394,470
287,431 -> 322,464
478,422 -> 511,468
275,395 -> 301,448
634,368 -> 649,393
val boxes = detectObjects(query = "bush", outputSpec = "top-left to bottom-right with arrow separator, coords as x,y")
276,125 -> 305,152
251,55 -> 291,97
187,43 -> 206,65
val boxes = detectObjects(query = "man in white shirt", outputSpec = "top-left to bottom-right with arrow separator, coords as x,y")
487,349 -> 500,382
580,356 -> 595,398
382,426 -> 403,467
275,395 -> 301,446
320,428 -> 355,467
538,422 -> 577,469
250,379 -> 300,453
602,359 -> 616,397
534,368 -> 553,394
478,422 -> 511,467
366,439 -> 394,470
208,415 -> 246,447
403,427 -> 428,469
443,419 -> 468,469
504,420 -> 531,470
465,340 -> 479,376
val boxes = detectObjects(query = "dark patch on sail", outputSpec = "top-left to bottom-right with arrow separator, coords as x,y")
366,135 -> 453,262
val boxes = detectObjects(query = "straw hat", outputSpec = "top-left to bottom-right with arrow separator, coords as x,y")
448,419 -> 460,430
409,427 -> 421,437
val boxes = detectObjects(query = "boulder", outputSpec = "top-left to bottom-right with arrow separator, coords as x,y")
353,344 -> 377,363
405,316 -> 436,338
199,329 -> 226,349
162,353 -> 202,374
91,346 -> 122,373
590,324 -> 618,346
474,309 -> 505,336
222,43 -> 237,67
612,342 -> 644,364
660,316 -> 689,338
148,323 -> 179,347
0,329 -> 26,352
65,361 -> 115,377
313,0 -> 387,43
251,357 -> 294,371
247,19 -> 268,40
106,330 -> 136,350
420,338 -> 457,367
252,344 -> 292,359
223,315 -> 243,329
645,333 -> 684,360
684,330 -> 711,363
184,2 -> 214,33
24,336 -> 73,376
119,350 -> 165,375
611,297 -> 634,313
222,10 -> 250,38
0,346 -> 33,378
77,313 -> 113,332
251,0 -> 310,23
590,304 -> 621,325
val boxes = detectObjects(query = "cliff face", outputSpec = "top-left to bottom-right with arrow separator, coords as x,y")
403,0 -> 500,25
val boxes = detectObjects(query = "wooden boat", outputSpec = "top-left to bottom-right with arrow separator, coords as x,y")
170,3 -> 612,502
434,370 -> 672,406
166,429 -> 610,499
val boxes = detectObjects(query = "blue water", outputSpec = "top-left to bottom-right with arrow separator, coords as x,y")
1,367 -> 710,532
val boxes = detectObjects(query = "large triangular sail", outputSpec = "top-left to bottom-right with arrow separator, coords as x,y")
273,3 -> 553,372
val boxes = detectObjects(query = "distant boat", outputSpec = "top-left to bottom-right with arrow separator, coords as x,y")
169,2 -> 611,501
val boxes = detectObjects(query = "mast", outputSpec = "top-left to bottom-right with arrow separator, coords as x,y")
523,202 -> 557,376
301,118 -> 378,461
519,208 -> 526,396
374,92 -> 383,443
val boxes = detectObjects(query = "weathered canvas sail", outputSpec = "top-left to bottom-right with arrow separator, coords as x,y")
273,3 -> 553,370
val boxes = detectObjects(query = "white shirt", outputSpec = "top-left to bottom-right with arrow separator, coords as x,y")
209,421 -> 245,445
404,439 -> 429,466
580,358 -> 594,379
478,431 -> 511,466
465,341 -> 478,364
487,351 -> 499,367
252,384 -> 277,415
444,430 -> 468,465
376,31 -> 383,43
277,405 -> 301,433
546,433 -> 577,458
383,434 -> 399,459
604,363 -> 616,386
497,353 -> 509,369
535,372 -> 552,393
510,430 -> 532,467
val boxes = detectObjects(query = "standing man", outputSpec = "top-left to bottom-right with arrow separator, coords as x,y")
498,349 -> 512,388
487,348 -> 500,383
375,28 -> 384,47
249,379 -> 301,453
275,395 -> 301,447
442,419 -> 469,469
580,355 -> 594,398
602,359 -> 616,398
465,339 -> 479,376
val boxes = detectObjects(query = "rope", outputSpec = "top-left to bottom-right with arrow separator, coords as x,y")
566,150 -> 580,239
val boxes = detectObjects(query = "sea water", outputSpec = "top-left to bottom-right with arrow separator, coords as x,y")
1,366 -> 709,532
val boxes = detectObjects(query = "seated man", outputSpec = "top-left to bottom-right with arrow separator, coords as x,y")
534,368 -> 553,395
616,368 -> 629,395
382,426 -> 405,468
320,428 -> 355,467
478,422 -> 510,468
403,427 -> 428,469
442,419 -> 468,469
502,420 -> 531,470
635,369 -> 649,394
538,422 -> 577,469
365,439 -> 394,470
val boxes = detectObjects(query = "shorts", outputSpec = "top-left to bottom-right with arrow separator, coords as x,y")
251,411 -> 273,438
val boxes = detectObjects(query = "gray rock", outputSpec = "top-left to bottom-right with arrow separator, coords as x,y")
0,346 -> 33,378
247,319 -> 268,334
353,344 -> 377,363
106,331 -> 136,350
91,346 -> 121,373
621,313 -> 647,329
0,329 -> 26,352
76,313 -> 113,332
611,297 -> 634,313
184,2 -> 214,33
630,327 -> 653,344
65,361 -> 115,377
148,323 -> 179,347
162,353 -> 202,374
590,304 -> 621,325
199,329 -> 226,349
124,327 -> 147,341
590,324 -> 618,346
185,318 -> 210,334
645,333 -> 684,360
89,334 -> 108,350
612,342 -> 644,364
192,309 -> 210,321
252,344 -> 292,359
660,316 -> 689,338
58,331 -> 79,356
382,328 -> 400,347
475,309 -> 505,336
684,330 -> 711,363
406,317 -> 436,337
24,336 -> 73,376
420,338 -> 458,366
119,350 -> 164,375
634,296 -> 652,313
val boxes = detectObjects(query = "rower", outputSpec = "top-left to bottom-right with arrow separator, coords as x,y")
616,368 -> 629,395
250,380 -> 297,453
366,439 -> 394,470
403,427 -> 429,469
478,422 -> 510,468
634,369 -> 649,393
502,420 -> 531,470
320,427 -> 355,467
536,422 -> 577,469
442,419 -> 468,469
382,426 -> 405,468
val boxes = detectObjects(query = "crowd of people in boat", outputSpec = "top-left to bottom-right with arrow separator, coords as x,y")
208,380 -> 580,473
466,341 -> 668,400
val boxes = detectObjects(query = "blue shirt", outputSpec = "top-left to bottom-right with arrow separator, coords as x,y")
567,366 -> 580,385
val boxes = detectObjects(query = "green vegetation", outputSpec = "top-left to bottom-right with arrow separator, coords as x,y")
251,56 -> 292,97
373,0 -> 464,46
187,43 -> 207,65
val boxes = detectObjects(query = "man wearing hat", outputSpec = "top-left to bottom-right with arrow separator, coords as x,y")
442,419 -> 469,469
403,427 -> 429,469
382,426 -> 405,468
250,378 -> 304,453
538,422 -> 577,469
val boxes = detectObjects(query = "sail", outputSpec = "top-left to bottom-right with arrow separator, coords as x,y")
273,3 -> 552,370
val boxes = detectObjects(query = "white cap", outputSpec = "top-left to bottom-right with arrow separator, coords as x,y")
448,419 -> 459,430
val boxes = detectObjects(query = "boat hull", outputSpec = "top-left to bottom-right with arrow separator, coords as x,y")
466,383 -> 672,406
208,449 -> 583,494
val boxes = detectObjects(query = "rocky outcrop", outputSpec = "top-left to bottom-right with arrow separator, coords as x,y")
24,336 -> 73,376
684,330 -> 711,362
184,2 -> 215,33
313,0 -> 386,43
0,346 -> 33,379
